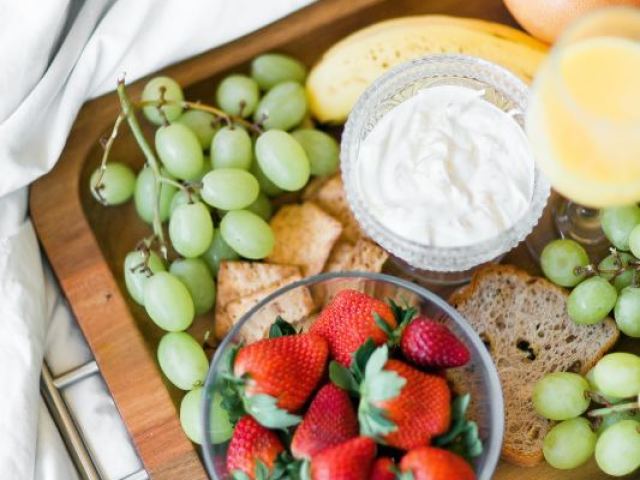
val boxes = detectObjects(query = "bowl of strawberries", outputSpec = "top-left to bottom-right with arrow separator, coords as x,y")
202,272 -> 503,480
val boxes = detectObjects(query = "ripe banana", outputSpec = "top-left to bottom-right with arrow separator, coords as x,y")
306,15 -> 548,124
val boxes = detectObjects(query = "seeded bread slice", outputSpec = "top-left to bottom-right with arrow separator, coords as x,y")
449,264 -> 619,467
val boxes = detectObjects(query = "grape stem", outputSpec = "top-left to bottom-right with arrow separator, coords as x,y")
91,112 -> 126,205
588,400 -> 640,418
574,247 -> 640,285
137,99 -> 263,135
116,79 -> 170,258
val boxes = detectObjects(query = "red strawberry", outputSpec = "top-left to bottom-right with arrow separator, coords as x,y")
399,447 -> 475,480
310,289 -> 396,366
354,344 -> 450,451
371,457 -> 396,480
226,416 -> 284,479
233,333 -> 329,413
310,437 -> 376,480
400,317 -> 470,368
291,384 -> 358,459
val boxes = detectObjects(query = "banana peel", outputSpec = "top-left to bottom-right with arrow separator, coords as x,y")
306,15 -> 548,124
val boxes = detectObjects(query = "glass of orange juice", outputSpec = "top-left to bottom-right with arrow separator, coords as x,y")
526,7 -> 640,257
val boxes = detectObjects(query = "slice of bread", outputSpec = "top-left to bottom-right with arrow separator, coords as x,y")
449,264 -> 619,467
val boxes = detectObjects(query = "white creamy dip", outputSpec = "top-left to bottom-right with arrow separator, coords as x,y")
357,85 -> 534,247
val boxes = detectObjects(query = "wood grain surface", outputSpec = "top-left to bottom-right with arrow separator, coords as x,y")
30,0 -> 631,478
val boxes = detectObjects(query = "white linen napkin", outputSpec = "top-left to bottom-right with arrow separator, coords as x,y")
0,1 -> 314,478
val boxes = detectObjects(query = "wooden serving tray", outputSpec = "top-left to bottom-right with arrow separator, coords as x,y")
31,0 -> 632,478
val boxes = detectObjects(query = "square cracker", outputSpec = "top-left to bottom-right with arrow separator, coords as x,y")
267,202 -> 342,277
325,238 -> 389,273
308,174 -> 363,243
215,262 -> 300,339
223,273 -> 315,343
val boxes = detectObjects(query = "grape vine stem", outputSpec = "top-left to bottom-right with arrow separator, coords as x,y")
91,112 -> 125,205
116,79 -> 170,258
137,99 -> 263,134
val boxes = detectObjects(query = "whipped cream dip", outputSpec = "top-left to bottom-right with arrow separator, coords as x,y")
357,85 -> 534,248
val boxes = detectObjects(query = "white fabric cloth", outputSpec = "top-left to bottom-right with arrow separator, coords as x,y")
0,1 -> 314,478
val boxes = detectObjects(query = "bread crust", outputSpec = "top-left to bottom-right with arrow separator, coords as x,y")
449,264 -> 619,467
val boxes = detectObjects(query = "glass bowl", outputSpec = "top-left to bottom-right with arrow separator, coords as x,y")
341,54 -> 551,273
201,272 -> 504,480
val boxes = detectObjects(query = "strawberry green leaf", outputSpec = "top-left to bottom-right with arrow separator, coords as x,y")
358,345 -> 404,440
329,361 -> 359,395
219,380 -> 245,424
374,312 -> 394,336
386,299 -> 418,345
363,370 -> 406,403
359,403 -> 397,438
299,460 -> 311,480
364,345 -> 389,378
243,394 -> 302,429
255,460 -> 270,480
352,338 -> 377,382
269,316 -> 298,338
397,471 -> 414,480
231,471 -> 251,480
433,394 -> 483,461
271,451 -> 302,480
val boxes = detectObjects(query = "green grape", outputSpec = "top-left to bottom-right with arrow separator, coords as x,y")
246,192 -> 273,221
598,410 -> 640,434
543,418 -> 596,470
175,110 -> 218,149
216,74 -> 260,117
254,82 -> 307,131
595,420 -> 640,476
170,258 -> 216,315
123,250 -> 165,305
134,166 -> 177,223
601,205 -> 640,251
169,202 -> 214,258
180,387 -> 233,445
593,352 -> 640,398
155,123 -> 204,180
585,368 -> 622,405
629,224 -> 640,258
210,126 -> 253,170
614,286 -> 640,337
220,210 -> 274,259
218,192 -> 272,221
157,332 -> 208,390
201,229 -> 239,276
255,130 -> 310,191
291,129 -> 339,176
250,159 -> 283,197
169,190 -> 201,217
598,252 -> 635,291
141,76 -> 184,125
540,239 -> 589,287
532,372 -> 590,420
251,53 -> 307,90
90,163 -> 136,205
567,276 -> 617,325
201,169 -> 259,210
144,272 -> 194,331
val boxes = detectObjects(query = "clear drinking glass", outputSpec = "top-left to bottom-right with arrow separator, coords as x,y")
525,7 -> 640,259
201,272 -> 504,480
341,55 -> 550,283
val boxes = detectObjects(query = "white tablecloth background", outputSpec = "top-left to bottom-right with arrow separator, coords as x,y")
0,1 -> 314,478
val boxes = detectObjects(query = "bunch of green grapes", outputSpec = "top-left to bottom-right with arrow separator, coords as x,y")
532,353 -> 640,476
89,52 -> 340,445
540,205 -> 640,337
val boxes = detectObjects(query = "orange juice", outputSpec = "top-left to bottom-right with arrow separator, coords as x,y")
526,35 -> 640,207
